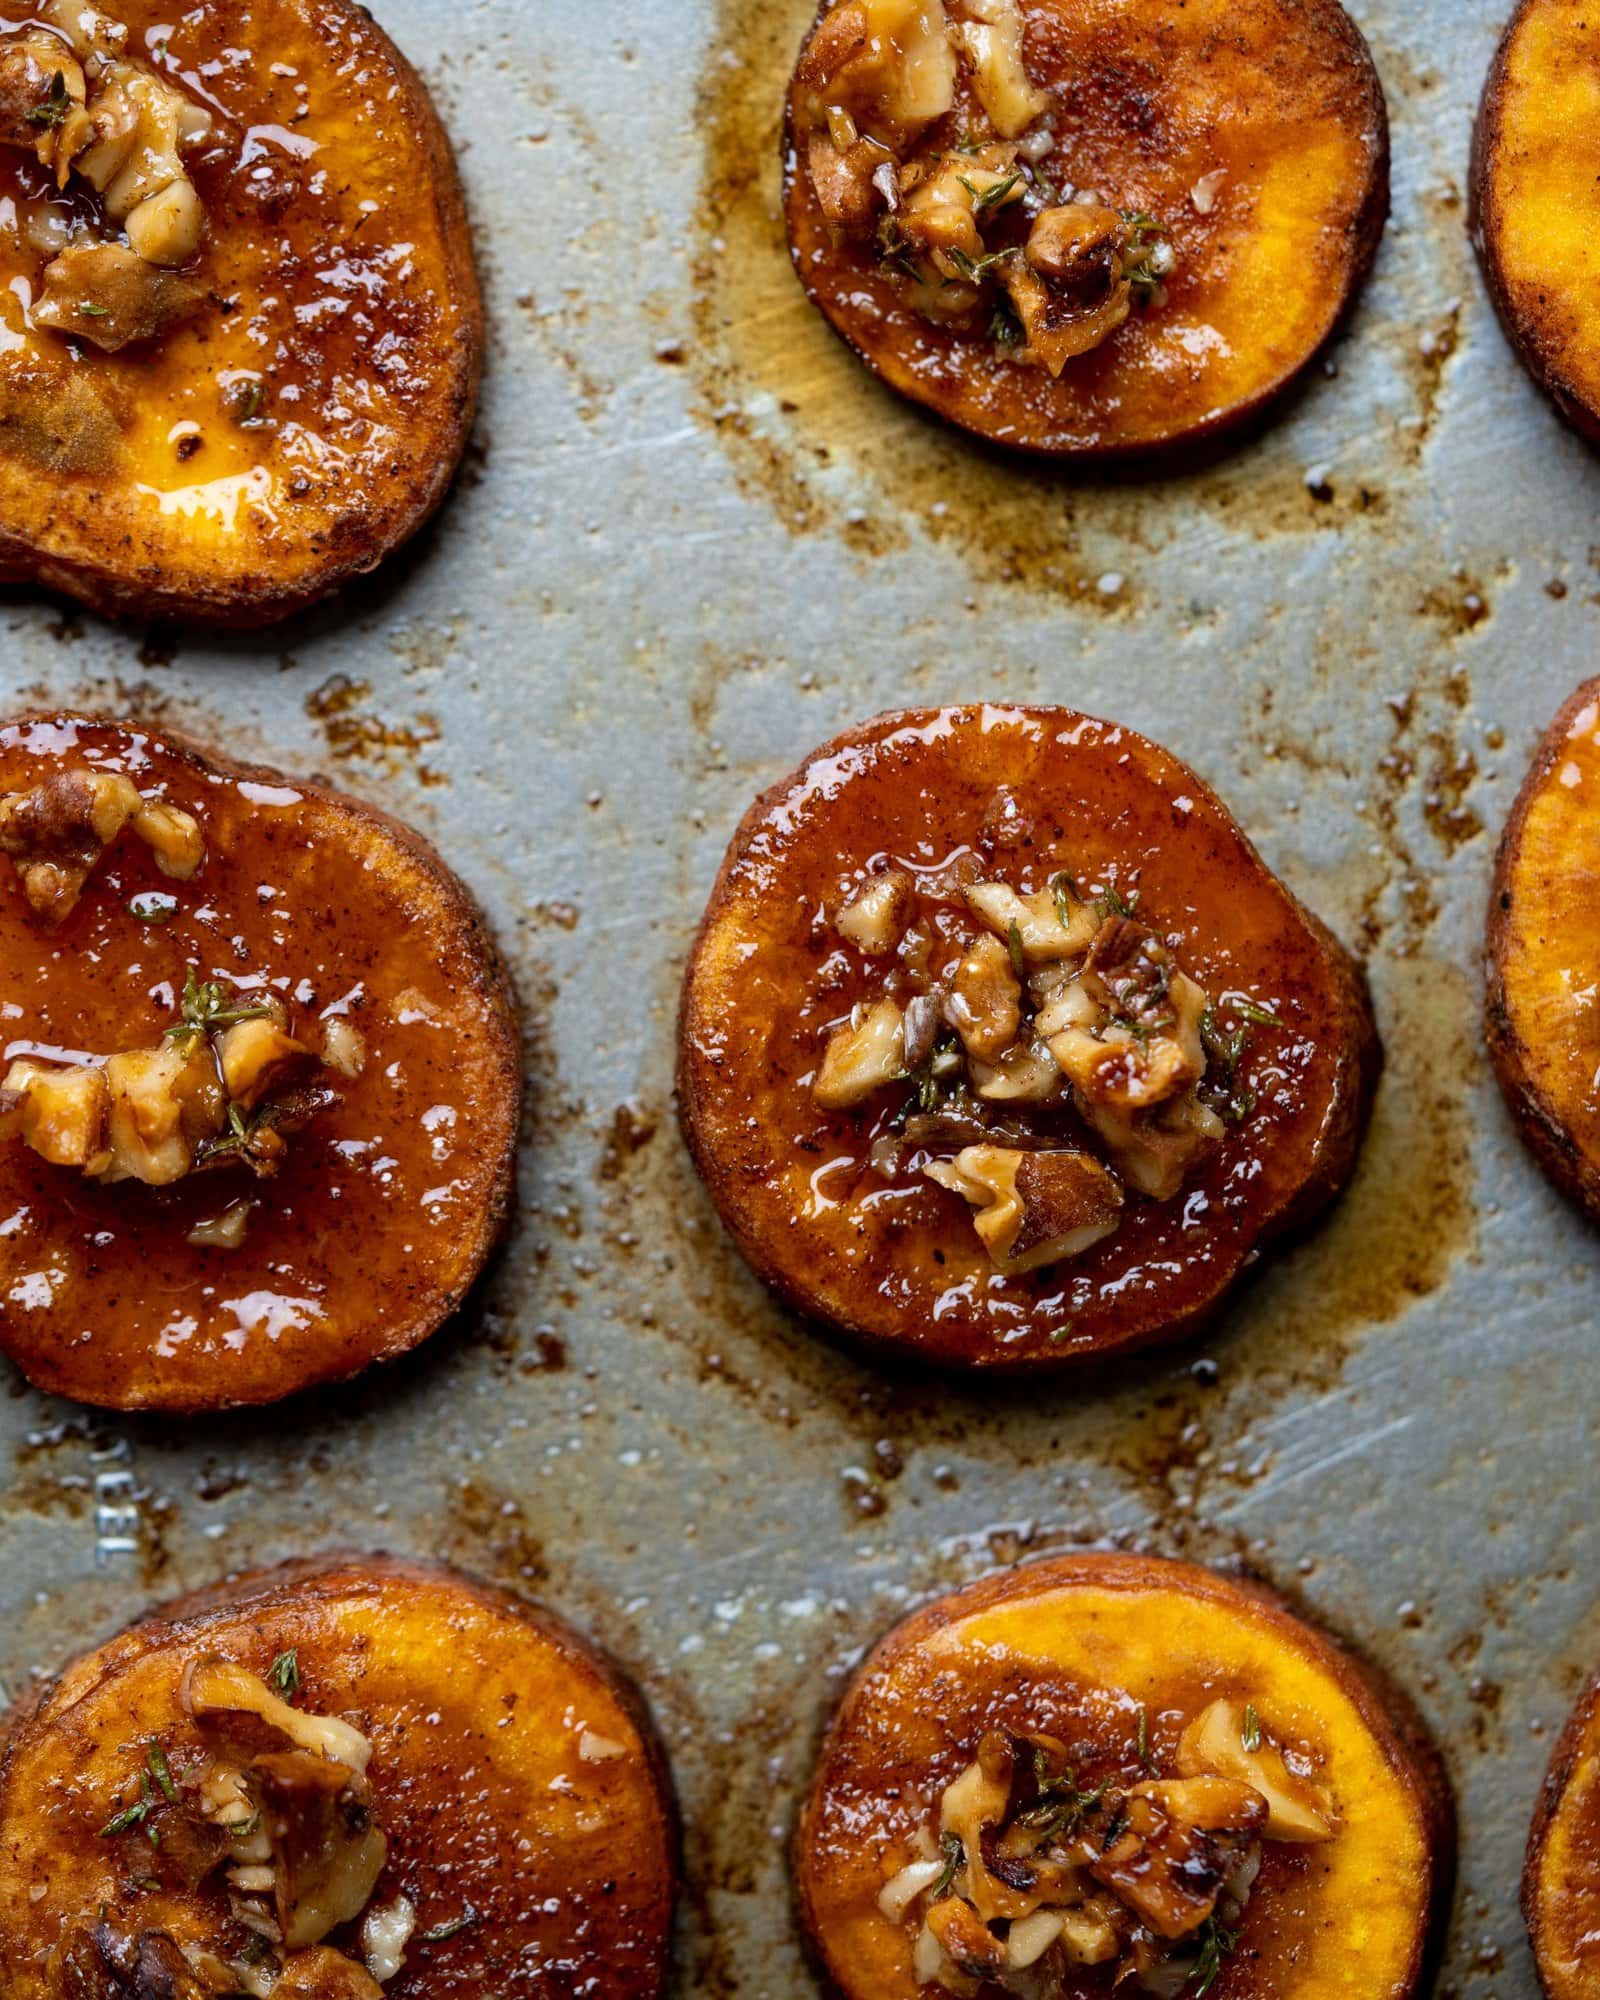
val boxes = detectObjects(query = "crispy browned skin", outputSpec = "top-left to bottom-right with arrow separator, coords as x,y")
0,715 -> 521,1411
783,0 -> 1389,458
0,1554 -> 678,2000
1525,1667 -> 1600,2000
796,1551 -> 1454,2000
1472,0 -> 1600,442
676,705 -> 1379,1371
1486,678 -> 1600,1220
0,0 -> 481,625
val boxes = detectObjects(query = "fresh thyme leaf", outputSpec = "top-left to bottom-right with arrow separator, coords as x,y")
1007,919 -> 1026,978
1099,1799 -> 1129,1852
1050,872 -> 1080,927
1241,1704 -> 1262,1753
1192,1917 -> 1239,1997
230,379 -> 266,426
420,1906 -> 481,1944
930,1831 -> 963,1899
147,1741 -> 176,1802
77,302 -> 110,317
268,1649 -> 300,1701
165,965 -> 272,1040
26,69 -> 71,128
1095,884 -> 1140,921
1136,1706 -> 1150,1769
1234,999 -> 1282,1028
959,167 -> 1022,215
101,1774 -> 155,1838
989,296 -> 1023,348
947,244 -> 1011,282
1029,159 -> 1058,204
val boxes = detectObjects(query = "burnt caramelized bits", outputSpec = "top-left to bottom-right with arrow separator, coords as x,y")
1487,677 -> 1600,1223
796,1553 -> 1454,2000
0,1556 -> 678,2000
0,0 -> 482,625
783,0 -> 1389,456
677,706 -> 1379,1371
0,715 -> 521,1413
1472,0 -> 1600,442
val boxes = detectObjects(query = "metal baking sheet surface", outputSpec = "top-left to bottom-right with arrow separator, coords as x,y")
0,0 -> 1592,1994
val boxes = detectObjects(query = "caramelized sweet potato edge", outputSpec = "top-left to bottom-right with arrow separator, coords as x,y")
1523,1666 -> 1600,1991
1485,675 -> 1600,1223
780,0 -> 1391,462
794,1552 -> 1455,2000
1469,2 -> 1600,444
0,713 -> 524,1408
676,705 -> 1382,1372
0,5 -> 483,628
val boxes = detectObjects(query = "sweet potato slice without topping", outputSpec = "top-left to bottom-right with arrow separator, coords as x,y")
0,715 -> 520,1411
676,705 -> 1378,1371
1472,0 -> 1600,442
1525,1667 -> 1600,2000
782,0 -> 1389,457
0,0 -> 481,625
1487,678 -> 1600,1219
796,1552 -> 1453,2000
0,1555 -> 677,2000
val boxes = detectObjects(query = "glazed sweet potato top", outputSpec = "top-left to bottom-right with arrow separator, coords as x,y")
679,706 -> 1375,1369
0,0 -> 480,621
798,1554 -> 1447,2000
0,716 -> 520,1410
0,1556 -> 676,2000
1527,1669 -> 1600,2000
784,0 -> 1388,454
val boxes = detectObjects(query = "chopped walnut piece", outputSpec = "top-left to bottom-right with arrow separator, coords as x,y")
0,765 -> 203,922
0,30 -> 90,177
815,996 -> 906,1109
0,1057 -> 108,1169
1088,1776 -> 1266,1939
837,867 -> 913,954
272,1950 -> 386,1999
35,239 -> 203,349
945,930 -> 1021,1062
926,1894 -> 1008,1977
924,1145 -> 1123,1273
998,204 -> 1133,373
964,878 -> 1097,960
100,1038 -> 223,1185
218,1016 -> 317,1114
950,0 -> 1049,137
1176,1700 -> 1336,1843
798,0 -> 958,151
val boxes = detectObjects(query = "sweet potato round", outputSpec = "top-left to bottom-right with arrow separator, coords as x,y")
1472,0 -> 1600,442
796,1551 -> 1453,2000
0,1554 -> 677,2000
0,714 -> 521,1412
1486,679 -> 1600,1221
1525,1666 -> 1600,2000
676,705 -> 1378,1372
783,0 -> 1389,457
0,0 -> 482,625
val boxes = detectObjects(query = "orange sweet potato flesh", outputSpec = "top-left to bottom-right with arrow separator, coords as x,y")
1472,0 -> 1600,442
796,1552 -> 1454,2000
0,1554 -> 678,2000
677,706 -> 1378,1371
1525,1668 -> 1600,2000
1486,678 -> 1600,1221
0,0 -> 481,625
783,0 -> 1389,457
0,715 -> 520,1411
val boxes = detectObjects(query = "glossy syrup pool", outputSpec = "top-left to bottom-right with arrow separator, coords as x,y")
0,0 -> 1598,1997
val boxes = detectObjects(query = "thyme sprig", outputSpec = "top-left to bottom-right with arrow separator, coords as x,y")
166,966 -> 272,1041
27,69 -> 71,129
1192,1916 -> 1240,1997
420,1907 -> 482,1944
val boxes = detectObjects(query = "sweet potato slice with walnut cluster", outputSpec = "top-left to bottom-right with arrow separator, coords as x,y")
0,1555 -> 678,2000
0,0 -> 481,624
0,715 -> 520,1412
783,0 -> 1389,456
797,1553 -> 1453,2000
677,706 -> 1378,1372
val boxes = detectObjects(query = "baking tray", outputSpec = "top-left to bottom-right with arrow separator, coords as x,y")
0,0 -> 1593,1992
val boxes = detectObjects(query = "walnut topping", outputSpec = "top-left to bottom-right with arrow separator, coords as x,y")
814,847 -> 1274,1272
0,766 -> 203,924
884,1711 -> 1336,1998
84,1661 -> 390,1998
796,0 -> 1174,356
1,974 -> 334,1196
0,5 -> 214,351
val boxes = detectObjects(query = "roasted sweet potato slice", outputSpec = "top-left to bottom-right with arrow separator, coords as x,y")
782,0 -> 1388,457
1472,0 -> 1600,441
0,1554 -> 677,2000
1486,678 -> 1600,1220
0,0 -> 481,625
0,714 -> 520,1411
677,705 -> 1378,1371
796,1552 -> 1453,2000
1525,1666 -> 1600,2000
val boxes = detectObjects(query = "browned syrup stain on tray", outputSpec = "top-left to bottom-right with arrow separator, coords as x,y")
691,0 -> 1405,593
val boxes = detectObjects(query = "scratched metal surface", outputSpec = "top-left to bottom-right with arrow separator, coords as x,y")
0,0 -> 1594,1992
